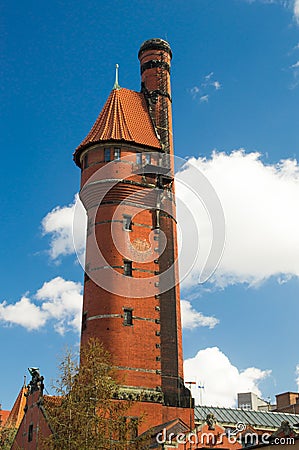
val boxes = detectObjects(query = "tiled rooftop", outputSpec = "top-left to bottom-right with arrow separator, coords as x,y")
5,385 -> 27,429
43,395 -> 62,407
195,405 -> 299,430
74,88 -> 161,165
0,409 -> 10,426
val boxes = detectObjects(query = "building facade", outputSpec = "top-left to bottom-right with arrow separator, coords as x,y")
275,392 -> 299,414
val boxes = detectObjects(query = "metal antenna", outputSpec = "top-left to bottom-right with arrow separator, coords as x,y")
113,63 -> 120,90
198,382 -> 205,406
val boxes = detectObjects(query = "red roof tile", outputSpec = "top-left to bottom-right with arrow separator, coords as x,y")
74,88 -> 161,166
0,410 -> 10,426
43,395 -> 62,407
5,385 -> 27,429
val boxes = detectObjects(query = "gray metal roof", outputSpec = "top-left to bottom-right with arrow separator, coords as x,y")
195,406 -> 299,430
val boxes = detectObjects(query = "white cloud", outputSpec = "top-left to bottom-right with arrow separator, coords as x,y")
0,277 -> 83,334
204,72 -> 214,81
42,194 -> 86,261
176,150 -> 299,288
181,300 -> 219,329
190,86 -> 200,99
0,296 -> 47,331
184,347 -> 271,406
200,95 -> 209,103
189,73 -> 221,103
213,81 -> 221,90
36,277 -> 83,334
295,364 -> 299,390
42,150 -> 299,290
289,58 -> 299,89
244,0 -> 299,23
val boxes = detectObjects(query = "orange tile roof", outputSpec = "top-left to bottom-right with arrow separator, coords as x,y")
0,410 -> 10,426
43,395 -> 62,407
74,88 -> 161,166
5,385 -> 27,429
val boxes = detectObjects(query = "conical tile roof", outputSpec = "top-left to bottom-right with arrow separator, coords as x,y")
74,88 -> 161,166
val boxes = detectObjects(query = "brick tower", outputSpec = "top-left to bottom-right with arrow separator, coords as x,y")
73,38 -> 193,431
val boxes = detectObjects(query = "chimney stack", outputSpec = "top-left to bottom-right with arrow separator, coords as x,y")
138,39 -> 173,158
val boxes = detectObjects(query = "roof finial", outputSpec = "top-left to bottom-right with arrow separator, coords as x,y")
113,64 -> 120,90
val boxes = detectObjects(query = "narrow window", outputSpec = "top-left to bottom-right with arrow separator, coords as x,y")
82,312 -> 87,331
28,424 -> 33,442
104,148 -> 111,162
130,418 -> 138,439
118,417 -> 127,441
83,153 -> 88,169
123,215 -> 132,231
136,152 -> 142,165
114,148 -> 120,160
124,260 -> 132,276
123,308 -> 133,326
145,153 -> 151,165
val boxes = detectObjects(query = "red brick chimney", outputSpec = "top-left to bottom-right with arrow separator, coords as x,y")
138,38 -> 173,157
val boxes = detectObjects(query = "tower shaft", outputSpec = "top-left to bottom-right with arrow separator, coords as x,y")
75,38 -> 194,432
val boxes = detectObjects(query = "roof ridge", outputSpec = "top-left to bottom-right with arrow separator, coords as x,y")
102,90 -> 116,138
118,91 -> 134,141
111,91 -> 121,138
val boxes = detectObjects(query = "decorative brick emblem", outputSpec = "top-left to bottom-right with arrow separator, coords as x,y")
131,237 -> 151,252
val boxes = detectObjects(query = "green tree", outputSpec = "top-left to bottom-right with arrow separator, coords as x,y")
42,338 -> 149,449
0,410 -> 17,450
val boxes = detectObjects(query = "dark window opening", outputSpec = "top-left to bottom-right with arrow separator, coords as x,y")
83,153 -> 88,169
114,148 -> 120,160
136,152 -> 142,165
82,312 -> 87,331
124,260 -> 132,276
28,424 -> 33,442
123,215 -> 132,231
104,148 -> 111,162
118,416 -> 127,441
129,417 -> 138,440
152,209 -> 160,230
145,153 -> 151,165
123,308 -> 133,326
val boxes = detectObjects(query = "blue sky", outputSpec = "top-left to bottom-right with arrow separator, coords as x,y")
1,0 -> 299,409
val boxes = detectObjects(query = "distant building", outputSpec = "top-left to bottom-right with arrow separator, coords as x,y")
196,405 -> 299,433
195,405 -> 299,448
238,392 -> 276,412
275,392 -> 299,414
